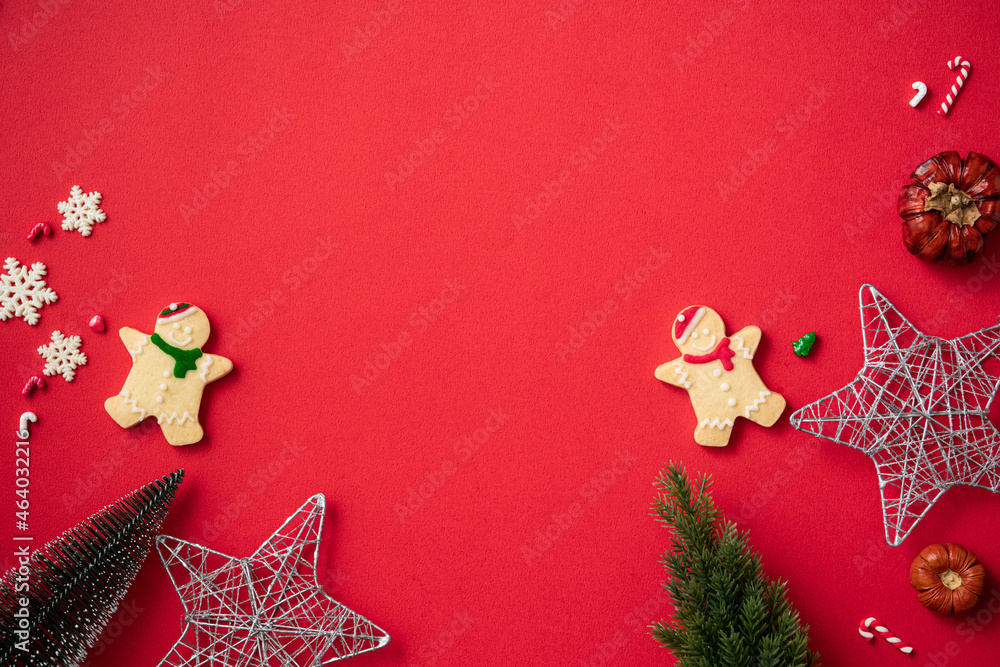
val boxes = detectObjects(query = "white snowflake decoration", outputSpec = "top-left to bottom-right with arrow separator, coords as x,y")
58,185 -> 106,236
38,330 -> 88,381
0,257 -> 58,325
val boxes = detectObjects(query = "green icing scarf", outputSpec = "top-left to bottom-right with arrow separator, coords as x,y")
150,333 -> 203,378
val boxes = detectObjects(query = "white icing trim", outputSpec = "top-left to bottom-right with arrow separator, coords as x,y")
733,335 -> 753,359
158,411 -> 197,426
676,307 -> 705,344
198,355 -> 214,383
129,335 -> 148,363
691,334 -> 717,352
744,390 -> 771,418
119,390 -> 147,419
672,361 -> 691,388
157,305 -> 199,324
167,330 -> 192,346
699,417 -> 734,430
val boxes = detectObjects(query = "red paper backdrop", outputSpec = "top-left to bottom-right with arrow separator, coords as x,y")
2,1 -> 1000,665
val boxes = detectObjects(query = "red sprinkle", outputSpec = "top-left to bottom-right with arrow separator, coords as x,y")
89,315 -> 106,332
27,222 -> 52,241
22,376 -> 46,396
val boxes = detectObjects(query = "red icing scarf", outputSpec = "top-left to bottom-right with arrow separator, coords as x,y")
683,337 -> 735,371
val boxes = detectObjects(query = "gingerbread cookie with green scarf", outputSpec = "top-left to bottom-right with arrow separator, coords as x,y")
105,303 -> 233,445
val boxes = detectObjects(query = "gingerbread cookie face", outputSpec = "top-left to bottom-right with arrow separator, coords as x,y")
655,305 -> 785,447
672,305 -> 727,356
154,303 -> 211,350
105,303 -> 233,446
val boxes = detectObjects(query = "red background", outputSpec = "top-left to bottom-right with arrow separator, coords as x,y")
2,1 -> 1000,665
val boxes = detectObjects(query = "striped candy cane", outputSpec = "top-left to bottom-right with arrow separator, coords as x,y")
938,56 -> 971,116
859,617 -> 913,655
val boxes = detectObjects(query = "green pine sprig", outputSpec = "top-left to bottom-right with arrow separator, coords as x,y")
650,462 -> 819,667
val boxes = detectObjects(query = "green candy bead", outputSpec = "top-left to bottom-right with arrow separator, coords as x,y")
793,332 -> 817,357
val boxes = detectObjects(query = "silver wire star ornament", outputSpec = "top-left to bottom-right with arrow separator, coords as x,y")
790,285 -> 1000,547
156,495 -> 389,665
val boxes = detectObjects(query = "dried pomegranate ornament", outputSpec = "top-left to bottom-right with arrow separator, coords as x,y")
909,543 -> 986,614
898,151 -> 1000,266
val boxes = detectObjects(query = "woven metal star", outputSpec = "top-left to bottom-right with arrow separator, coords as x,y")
156,495 -> 389,665
790,285 -> 1000,546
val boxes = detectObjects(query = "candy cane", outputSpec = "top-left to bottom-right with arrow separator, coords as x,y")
21,375 -> 46,396
908,82 -> 927,108
18,412 -> 37,439
859,617 -> 913,655
938,56 -> 971,116
27,221 -> 52,241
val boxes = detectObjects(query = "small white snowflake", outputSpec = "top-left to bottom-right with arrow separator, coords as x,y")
58,185 -> 106,236
0,257 -> 58,325
38,330 -> 88,381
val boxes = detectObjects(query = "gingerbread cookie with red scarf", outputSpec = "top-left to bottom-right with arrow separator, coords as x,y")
655,305 -> 785,446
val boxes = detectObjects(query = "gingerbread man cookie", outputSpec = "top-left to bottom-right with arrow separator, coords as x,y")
105,303 -> 233,446
655,305 -> 785,447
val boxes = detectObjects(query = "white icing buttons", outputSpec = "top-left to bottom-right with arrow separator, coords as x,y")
163,370 -> 171,377
677,314 -> 686,322
713,368 -> 722,377
159,383 -> 167,391
156,396 -> 164,403
720,382 -> 730,391
728,398 -> 737,407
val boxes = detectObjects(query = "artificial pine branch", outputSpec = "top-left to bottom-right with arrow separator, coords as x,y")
650,461 -> 819,667
0,469 -> 184,667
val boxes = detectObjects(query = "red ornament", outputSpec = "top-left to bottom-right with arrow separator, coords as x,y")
910,543 -> 986,614
898,151 -> 1000,266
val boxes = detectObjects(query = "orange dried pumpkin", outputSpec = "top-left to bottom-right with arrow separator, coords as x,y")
898,151 -> 1000,266
909,543 -> 986,614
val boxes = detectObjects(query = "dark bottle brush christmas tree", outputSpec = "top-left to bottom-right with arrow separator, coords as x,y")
0,469 -> 184,667
650,462 -> 818,666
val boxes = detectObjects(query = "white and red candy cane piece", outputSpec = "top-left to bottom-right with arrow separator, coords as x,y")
938,56 -> 971,117
859,617 -> 913,655
21,375 -> 46,396
27,222 -> 52,241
